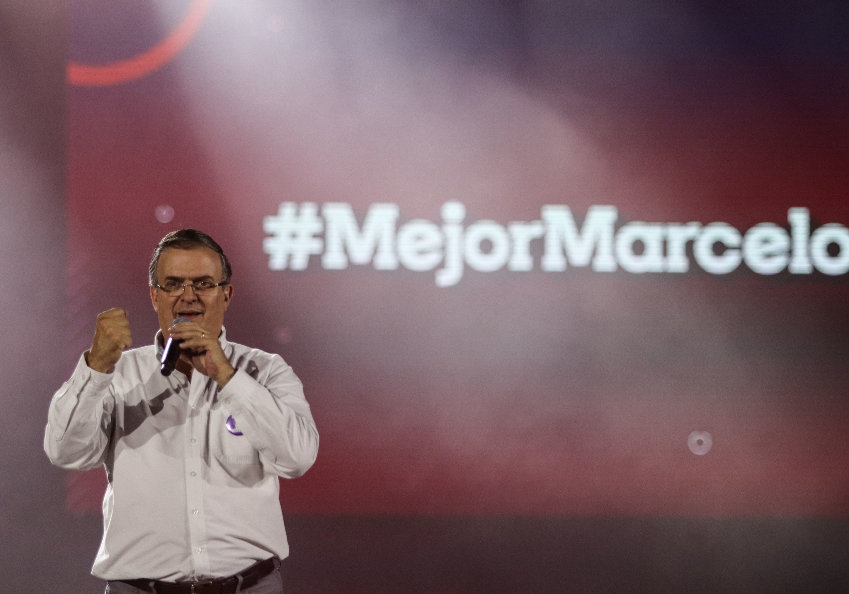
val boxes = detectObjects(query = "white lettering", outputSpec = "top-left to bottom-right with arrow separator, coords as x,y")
541,205 -> 617,272
435,201 -> 466,287
743,223 -> 789,275
788,207 -> 812,273
615,222 -> 665,274
397,221 -> 443,271
810,223 -> 849,275
465,221 -> 511,273
261,202 -> 847,286
322,203 -> 398,270
664,223 -> 701,273
693,223 -> 742,274
508,221 -> 545,271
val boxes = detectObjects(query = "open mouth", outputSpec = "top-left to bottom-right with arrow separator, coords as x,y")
176,311 -> 203,322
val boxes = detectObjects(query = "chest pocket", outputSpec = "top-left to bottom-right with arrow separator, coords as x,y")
208,409 -> 263,484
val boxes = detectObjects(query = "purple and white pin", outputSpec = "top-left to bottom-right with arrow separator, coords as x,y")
225,415 -> 243,436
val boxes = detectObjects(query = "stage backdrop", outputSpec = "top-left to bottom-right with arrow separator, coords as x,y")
6,1 -> 849,592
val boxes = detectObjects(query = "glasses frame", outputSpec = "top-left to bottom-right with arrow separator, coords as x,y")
153,279 -> 229,295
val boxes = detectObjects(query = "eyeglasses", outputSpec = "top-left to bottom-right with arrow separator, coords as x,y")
154,279 -> 229,295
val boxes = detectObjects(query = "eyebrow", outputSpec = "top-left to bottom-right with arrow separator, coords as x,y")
162,275 -> 216,283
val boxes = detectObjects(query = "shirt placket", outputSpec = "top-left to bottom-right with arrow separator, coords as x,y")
184,373 -> 211,578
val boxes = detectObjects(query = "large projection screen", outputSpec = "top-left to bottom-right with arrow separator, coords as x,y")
4,2 -> 849,592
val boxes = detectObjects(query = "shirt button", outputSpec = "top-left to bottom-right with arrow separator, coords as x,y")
192,509 -> 200,517
190,438 -> 197,444
190,471 -> 197,477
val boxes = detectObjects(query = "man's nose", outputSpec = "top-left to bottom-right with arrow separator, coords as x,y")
177,284 -> 199,300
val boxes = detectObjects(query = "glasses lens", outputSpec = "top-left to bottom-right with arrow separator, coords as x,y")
195,281 -> 214,292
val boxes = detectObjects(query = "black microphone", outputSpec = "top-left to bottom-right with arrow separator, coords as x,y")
160,317 -> 190,376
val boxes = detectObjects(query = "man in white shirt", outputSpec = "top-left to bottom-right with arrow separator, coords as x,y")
45,229 -> 319,593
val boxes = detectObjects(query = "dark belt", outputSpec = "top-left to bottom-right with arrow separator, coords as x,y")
118,557 -> 278,594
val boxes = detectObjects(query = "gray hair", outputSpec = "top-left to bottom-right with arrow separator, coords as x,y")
148,229 -> 232,286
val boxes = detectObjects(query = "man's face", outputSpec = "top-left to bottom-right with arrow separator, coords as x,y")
149,246 -> 233,338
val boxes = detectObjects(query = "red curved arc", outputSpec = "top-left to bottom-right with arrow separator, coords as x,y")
67,0 -> 212,87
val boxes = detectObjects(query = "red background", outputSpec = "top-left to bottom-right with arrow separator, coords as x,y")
4,1 -> 849,591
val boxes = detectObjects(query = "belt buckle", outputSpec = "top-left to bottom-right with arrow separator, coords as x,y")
189,579 -> 220,594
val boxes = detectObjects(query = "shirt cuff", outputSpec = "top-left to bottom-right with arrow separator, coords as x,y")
75,352 -> 115,390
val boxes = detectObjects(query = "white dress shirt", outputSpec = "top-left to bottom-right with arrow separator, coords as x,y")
44,329 -> 319,581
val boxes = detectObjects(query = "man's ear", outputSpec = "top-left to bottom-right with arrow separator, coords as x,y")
150,285 -> 160,312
